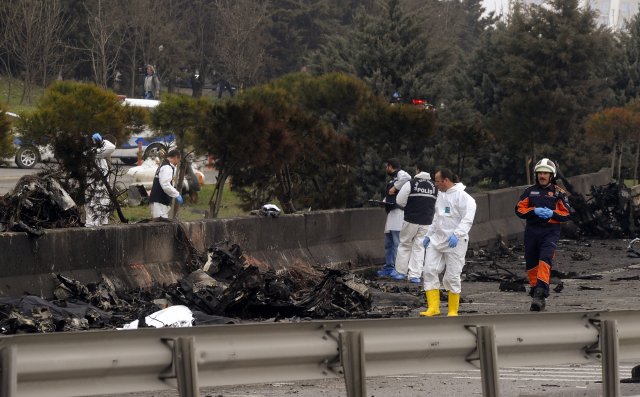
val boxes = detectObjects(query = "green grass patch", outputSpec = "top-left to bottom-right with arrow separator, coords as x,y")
117,183 -> 248,223
0,75 -> 43,113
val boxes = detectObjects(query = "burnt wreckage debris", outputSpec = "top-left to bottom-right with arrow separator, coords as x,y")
556,172 -> 639,238
0,172 -> 81,234
465,243 -> 529,292
0,241 -> 372,334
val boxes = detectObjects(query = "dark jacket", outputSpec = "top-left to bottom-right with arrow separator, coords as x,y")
515,183 -> 571,227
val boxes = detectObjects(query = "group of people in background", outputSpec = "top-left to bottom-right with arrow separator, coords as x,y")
84,135 -> 184,226
377,157 -> 570,315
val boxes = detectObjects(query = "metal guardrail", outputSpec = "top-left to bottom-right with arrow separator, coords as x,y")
1,310 -> 639,397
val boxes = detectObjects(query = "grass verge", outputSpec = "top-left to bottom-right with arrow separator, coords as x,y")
117,183 -> 248,223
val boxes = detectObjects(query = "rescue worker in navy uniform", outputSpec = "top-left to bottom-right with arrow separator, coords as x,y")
392,163 -> 437,282
376,159 -> 411,277
149,149 -> 183,218
515,158 -> 571,311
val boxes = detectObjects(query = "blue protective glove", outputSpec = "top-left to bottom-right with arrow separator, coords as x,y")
91,132 -> 103,143
534,207 -> 553,219
175,195 -> 184,205
448,234 -> 459,248
423,236 -> 430,249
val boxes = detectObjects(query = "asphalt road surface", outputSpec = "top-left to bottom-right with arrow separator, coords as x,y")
89,238 -> 640,397
0,161 -> 137,195
0,162 -> 42,194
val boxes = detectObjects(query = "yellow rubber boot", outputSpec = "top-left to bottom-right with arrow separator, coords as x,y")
419,289 -> 441,317
448,292 -> 460,317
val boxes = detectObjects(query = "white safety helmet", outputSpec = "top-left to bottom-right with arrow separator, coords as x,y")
534,158 -> 556,177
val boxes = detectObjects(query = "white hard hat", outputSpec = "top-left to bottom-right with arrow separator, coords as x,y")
534,158 -> 556,177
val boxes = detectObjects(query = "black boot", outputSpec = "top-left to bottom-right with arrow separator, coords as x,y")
530,287 -> 546,312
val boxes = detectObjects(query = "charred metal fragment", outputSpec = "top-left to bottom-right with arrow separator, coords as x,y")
557,170 -> 639,237
0,172 -> 81,234
578,286 -> 602,291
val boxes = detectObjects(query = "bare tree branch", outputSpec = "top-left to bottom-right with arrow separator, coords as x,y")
213,0 -> 271,88
0,0 -> 67,103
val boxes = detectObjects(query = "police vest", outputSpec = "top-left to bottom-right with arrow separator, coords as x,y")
149,160 -> 174,205
404,178 -> 437,225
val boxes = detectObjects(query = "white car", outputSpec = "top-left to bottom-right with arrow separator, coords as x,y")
6,99 -> 175,168
111,98 -> 176,165
13,140 -> 55,169
5,111 -> 55,169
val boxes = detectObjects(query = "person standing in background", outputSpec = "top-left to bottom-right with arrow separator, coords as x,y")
149,149 -> 183,219
376,158 -> 411,278
144,65 -> 160,99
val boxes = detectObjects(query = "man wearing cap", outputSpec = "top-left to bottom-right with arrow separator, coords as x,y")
149,149 -> 183,218
515,158 -> 571,311
376,158 -> 411,277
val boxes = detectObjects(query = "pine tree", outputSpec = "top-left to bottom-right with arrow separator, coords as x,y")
469,0 -> 616,183
309,0 -> 428,98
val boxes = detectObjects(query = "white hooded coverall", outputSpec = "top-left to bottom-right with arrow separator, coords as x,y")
422,183 -> 476,293
85,139 -> 115,227
384,169 -> 411,232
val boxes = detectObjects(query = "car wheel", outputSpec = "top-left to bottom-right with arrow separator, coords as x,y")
143,143 -> 167,160
15,146 -> 39,169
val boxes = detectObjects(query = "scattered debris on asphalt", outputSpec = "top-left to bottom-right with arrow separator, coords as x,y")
578,285 -> 603,291
0,240 -> 372,334
0,172 -> 80,234
611,275 -> 640,281
621,365 -> 640,383
627,237 -> 640,257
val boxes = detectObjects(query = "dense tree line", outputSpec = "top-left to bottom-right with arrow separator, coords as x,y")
4,0 -> 640,210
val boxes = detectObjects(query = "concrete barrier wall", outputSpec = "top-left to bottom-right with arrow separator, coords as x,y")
0,169 -> 611,298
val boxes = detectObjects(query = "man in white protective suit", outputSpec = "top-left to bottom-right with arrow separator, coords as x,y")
85,132 -> 116,227
392,162 -> 437,283
420,167 -> 476,317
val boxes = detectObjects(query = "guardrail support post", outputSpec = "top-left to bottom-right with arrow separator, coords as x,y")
477,325 -> 500,397
174,337 -> 200,397
601,320 -> 620,397
338,330 -> 366,397
1,345 -> 17,397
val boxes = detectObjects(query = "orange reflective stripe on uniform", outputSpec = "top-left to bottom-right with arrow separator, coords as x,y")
549,198 -> 570,224
537,260 -> 551,284
517,197 -> 533,216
